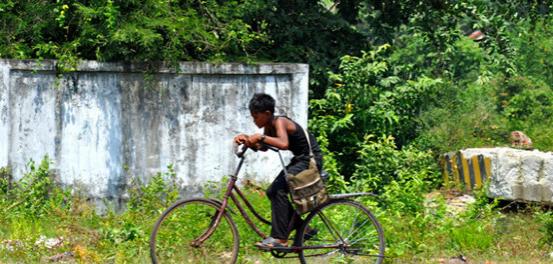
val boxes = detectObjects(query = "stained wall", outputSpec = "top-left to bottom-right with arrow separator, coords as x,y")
0,60 -> 308,202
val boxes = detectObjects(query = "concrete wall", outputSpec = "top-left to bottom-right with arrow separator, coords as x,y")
0,59 -> 308,202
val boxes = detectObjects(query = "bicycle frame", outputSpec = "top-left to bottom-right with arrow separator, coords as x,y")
192,145 -> 371,253
193,146 -> 279,245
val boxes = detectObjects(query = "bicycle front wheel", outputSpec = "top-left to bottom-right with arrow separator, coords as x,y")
150,198 -> 240,264
297,199 -> 385,264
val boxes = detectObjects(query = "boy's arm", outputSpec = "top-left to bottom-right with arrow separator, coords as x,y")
247,119 -> 289,150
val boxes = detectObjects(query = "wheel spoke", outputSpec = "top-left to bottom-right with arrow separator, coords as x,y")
150,199 -> 239,264
346,209 -> 362,239
318,211 -> 346,243
297,200 -> 385,264
345,217 -> 371,241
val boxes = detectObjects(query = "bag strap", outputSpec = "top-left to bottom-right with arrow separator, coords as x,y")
300,126 -> 314,158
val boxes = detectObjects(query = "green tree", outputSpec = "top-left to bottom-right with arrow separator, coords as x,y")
0,0 -> 268,70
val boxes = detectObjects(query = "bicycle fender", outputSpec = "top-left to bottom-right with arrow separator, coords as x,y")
329,192 -> 379,200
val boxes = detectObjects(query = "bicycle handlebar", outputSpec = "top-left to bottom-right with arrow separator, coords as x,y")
233,143 -> 248,158
233,142 -> 280,158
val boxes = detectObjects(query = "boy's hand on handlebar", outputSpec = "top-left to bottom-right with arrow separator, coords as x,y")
234,134 -> 257,149
234,133 -> 265,148
248,133 -> 264,144
234,134 -> 249,145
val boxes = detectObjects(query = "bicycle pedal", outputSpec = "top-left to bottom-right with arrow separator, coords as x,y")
255,244 -> 291,253
271,246 -> 293,253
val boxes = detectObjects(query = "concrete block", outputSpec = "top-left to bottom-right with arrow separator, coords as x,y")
444,147 -> 553,203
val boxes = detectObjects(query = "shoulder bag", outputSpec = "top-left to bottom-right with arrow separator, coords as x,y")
286,128 -> 329,214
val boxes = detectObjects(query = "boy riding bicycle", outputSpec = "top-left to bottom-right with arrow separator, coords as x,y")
234,93 -> 323,249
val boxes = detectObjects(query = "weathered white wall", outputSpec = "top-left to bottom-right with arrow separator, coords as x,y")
0,59 -> 308,202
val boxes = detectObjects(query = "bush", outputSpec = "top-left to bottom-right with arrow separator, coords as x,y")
538,211 -> 553,247
311,44 -> 442,178
415,80 -> 509,154
126,164 -> 179,215
509,18 -> 553,84
0,166 -> 10,195
349,135 -> 439,214
2,156 -> 70,218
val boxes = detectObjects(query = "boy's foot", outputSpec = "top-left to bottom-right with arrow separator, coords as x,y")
255,237 -> 288,250
304,227 -> 318,240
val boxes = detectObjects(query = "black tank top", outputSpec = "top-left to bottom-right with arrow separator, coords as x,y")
272,116 -> 322,165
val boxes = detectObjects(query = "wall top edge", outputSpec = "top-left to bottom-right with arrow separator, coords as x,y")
0,59 -> 309,74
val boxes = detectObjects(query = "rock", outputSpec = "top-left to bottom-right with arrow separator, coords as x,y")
446,194 -> 476,215
424,191 -> 476,216
35,235 -> 64,249
0,239 -> 23,252
438,255 -> 468,263
46,251 -> 74,262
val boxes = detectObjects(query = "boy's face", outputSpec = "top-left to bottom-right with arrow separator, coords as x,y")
250,111 -> 272,128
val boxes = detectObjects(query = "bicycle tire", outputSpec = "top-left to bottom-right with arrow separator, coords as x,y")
150,198 -> 240,264
297,199 -> 385,264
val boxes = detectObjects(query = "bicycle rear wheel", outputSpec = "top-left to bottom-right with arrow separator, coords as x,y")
297,199 -> 385,264
150,198 -> 240,264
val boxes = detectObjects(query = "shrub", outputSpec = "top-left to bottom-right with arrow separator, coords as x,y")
509,18 -> 553,85
538,211 -> 553,247
4,156 -> 70,218
311,44 -> 442,178
126,164 -> 179,215
0,166 -> 10,195
349,134 -> 440,214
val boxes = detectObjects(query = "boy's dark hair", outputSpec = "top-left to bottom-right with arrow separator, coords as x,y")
249,93 -> 275,113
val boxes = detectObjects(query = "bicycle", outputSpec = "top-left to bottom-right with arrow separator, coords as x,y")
149,144 -> 386,263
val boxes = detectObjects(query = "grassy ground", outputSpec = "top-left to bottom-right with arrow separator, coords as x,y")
1,161 -> 552,263
1,186 -> 552,263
